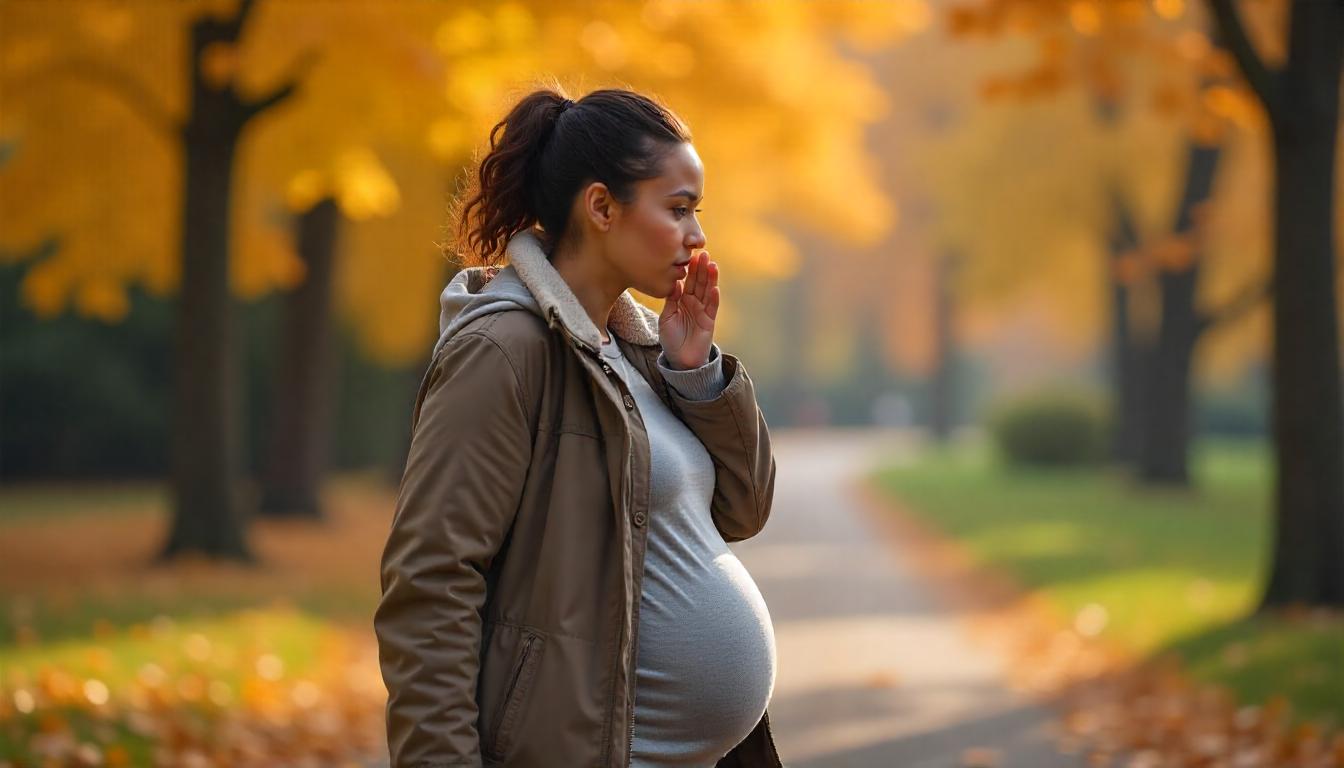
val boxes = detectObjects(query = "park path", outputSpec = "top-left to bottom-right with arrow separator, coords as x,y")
729,428 -> 1083,768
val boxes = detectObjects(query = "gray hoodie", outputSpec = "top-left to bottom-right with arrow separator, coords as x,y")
434,229 -> 670,360
434,264 -> 539,361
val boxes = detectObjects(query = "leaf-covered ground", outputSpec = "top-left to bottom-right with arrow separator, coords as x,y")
0,475 -> 394,767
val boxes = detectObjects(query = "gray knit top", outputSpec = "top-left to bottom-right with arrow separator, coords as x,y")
600,332 -> 777,767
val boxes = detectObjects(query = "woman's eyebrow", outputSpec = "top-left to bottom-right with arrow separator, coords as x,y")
665,189 -> 703,202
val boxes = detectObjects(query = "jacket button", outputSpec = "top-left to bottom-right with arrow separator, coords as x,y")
623,394 -> 635,410
632,511 -> 646,527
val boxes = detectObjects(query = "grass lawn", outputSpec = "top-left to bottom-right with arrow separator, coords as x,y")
869,438 -> 1343,724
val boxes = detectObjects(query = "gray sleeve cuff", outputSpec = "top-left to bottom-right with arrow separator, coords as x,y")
657,343 -> 727,401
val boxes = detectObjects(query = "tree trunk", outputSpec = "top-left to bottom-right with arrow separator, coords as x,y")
161,0 -> 296,560
160,15 -> 251,560
1137,141 -> 1223,486
259,198 -> 340,519
1105,186 -> 1144,465
929,250 -> 959,442
1260,0 -> 1344,608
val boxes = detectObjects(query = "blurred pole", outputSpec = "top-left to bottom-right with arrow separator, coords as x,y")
928,249 -> 961,443
260,198 -> 340,519
778,247 -> 815,428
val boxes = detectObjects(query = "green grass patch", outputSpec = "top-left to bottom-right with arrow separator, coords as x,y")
869,438 -> 1343,722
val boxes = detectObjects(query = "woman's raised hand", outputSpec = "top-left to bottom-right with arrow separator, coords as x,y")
658,250 -> 719,370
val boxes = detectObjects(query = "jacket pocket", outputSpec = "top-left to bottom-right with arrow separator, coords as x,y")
484,628 -> 546,761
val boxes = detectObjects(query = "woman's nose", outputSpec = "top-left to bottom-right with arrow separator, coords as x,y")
686,226 -> 706,250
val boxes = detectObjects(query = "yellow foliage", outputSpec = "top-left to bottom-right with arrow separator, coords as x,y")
1149,234 -> 1199,272
1069,1 -> 1103,37
334,149 -> 401,222
75,279 -> 130,322
1,0 -> 913,364
284,169 -> 327,213
1202,84 -> 1264,132
1150,80 -> 1190,117
1175,30 -> 1209,61
21,259 -> 71,318
1153,0 -> 1186,22
939,0 -> 1295,379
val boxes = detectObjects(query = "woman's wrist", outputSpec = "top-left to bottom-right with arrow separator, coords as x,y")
658,345 -> 725,401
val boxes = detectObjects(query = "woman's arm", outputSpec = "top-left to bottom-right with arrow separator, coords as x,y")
374,331 -> 532,767
659,345 -> 777,543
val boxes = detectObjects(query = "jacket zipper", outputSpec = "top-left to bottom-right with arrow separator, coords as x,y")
626,468 -> 637,764
627,704 -> 635,763
547,306 -> 597,357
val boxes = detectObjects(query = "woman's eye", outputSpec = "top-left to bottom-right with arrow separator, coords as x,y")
673,207 -> 702,219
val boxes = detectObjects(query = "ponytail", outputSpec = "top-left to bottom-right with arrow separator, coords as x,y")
450,87 -> 691,268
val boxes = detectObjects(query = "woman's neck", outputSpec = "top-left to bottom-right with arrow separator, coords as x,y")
550,243 -> 626,343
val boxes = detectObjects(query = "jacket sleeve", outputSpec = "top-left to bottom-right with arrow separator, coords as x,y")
659,346 -> 776,543
374,331 -> 533,768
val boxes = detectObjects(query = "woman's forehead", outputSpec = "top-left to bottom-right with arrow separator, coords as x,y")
649,143 -> 704,195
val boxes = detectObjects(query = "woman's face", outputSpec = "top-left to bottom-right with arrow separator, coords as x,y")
603,142 -> 706,299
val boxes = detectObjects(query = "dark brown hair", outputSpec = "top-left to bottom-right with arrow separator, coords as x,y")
450,87 -> 691,267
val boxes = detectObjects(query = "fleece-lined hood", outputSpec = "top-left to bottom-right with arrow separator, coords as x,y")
434,229 -> 664,360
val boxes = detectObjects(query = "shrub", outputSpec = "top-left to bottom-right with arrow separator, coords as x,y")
988,389 -> 1109,467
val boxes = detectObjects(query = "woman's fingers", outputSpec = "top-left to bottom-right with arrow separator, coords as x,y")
688,251 -> 712,303
669,251 -> 719,326
660,277 -> 680,323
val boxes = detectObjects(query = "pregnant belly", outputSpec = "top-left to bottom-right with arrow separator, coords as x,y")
632,550 -> 777,764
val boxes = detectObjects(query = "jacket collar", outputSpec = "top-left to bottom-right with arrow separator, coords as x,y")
502,229 -> 662,351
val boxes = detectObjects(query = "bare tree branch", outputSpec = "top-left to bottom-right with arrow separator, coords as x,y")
215,0 -> 257,39
1197,276 -> 1273,335
1206,0 -> 1281,114
4,58 -> 179,137
239,50 -> 319,120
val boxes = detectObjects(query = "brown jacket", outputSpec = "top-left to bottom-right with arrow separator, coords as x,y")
374,231 -> 782,767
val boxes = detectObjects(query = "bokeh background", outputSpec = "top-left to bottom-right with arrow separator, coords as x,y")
1,0 -> 1341,765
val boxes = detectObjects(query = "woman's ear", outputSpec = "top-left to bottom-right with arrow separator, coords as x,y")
582,182 -> 616,233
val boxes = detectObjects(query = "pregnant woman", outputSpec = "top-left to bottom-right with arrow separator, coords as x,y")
374,87 -> 782,767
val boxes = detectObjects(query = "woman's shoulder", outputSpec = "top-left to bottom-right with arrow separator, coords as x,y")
439,309 -> 555,384
452,308 -> 551,352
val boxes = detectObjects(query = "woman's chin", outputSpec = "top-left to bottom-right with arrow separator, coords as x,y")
635,278 -> 677,299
